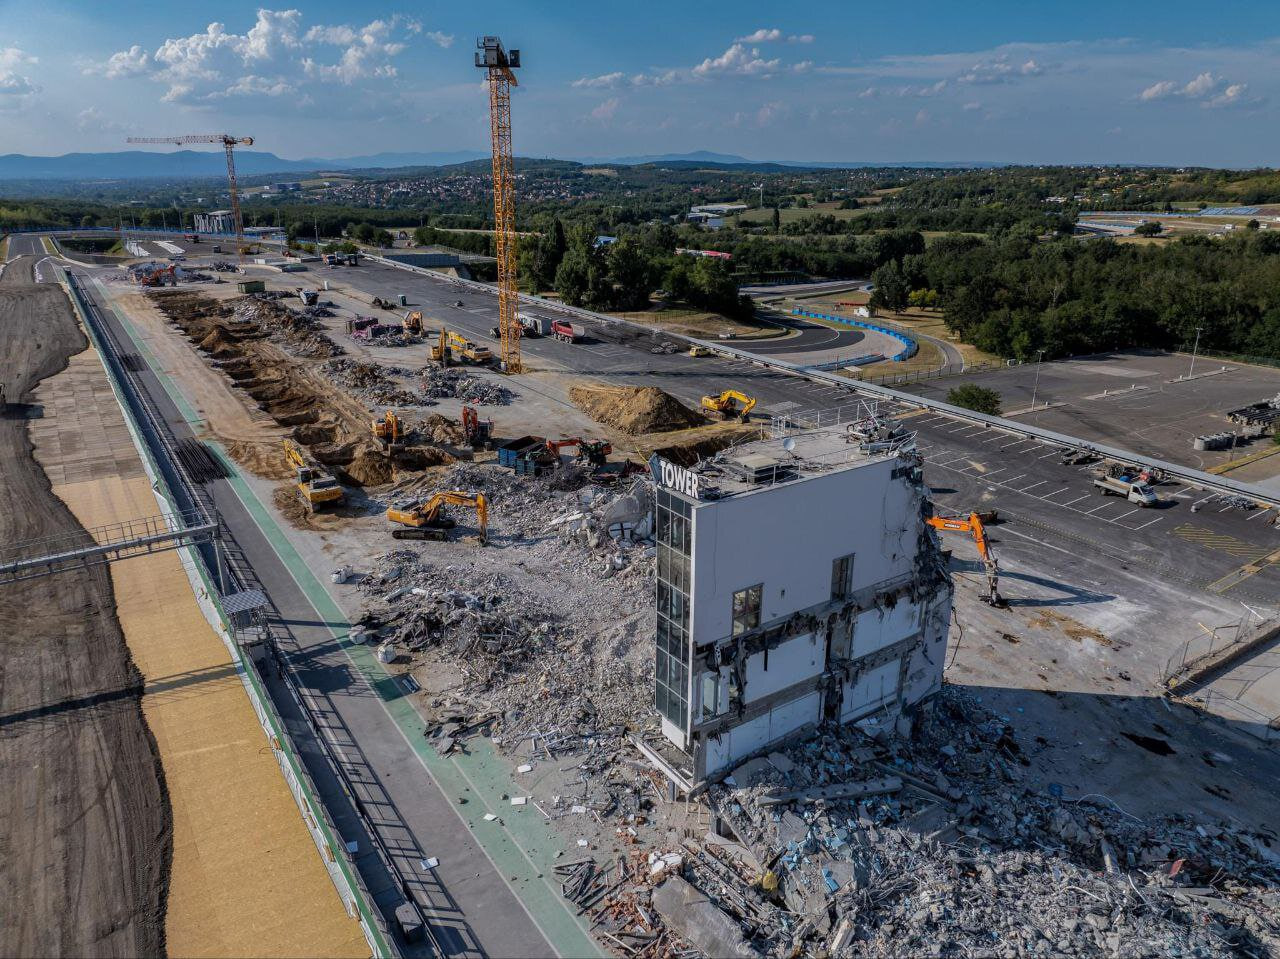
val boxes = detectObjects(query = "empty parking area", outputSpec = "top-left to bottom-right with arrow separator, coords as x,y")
902,350 -> 1280,476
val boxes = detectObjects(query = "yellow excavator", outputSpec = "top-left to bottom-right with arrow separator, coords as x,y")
431,329 -> 493,366
925,511 -> 1006,607
282,439 -> 344,511
371,410 -> 404,449
387,491 -> 488,545
701,389 -> 757,421
403,310 -> 424,335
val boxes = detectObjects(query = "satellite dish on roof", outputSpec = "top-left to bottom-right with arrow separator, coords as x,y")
782,437 -> 796,453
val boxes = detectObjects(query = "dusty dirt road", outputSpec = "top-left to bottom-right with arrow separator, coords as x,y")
0,254 -> 169,957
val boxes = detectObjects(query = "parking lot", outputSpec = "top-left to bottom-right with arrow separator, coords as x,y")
901,350 -> 1280,483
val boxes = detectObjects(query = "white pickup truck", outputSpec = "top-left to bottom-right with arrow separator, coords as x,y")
1093,474 -> 1159,506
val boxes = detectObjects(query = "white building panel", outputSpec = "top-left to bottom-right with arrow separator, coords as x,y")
852,601 -> 921,659
702,691 -> 822,776
842,659 -> 901,720
743,633 -> 821,703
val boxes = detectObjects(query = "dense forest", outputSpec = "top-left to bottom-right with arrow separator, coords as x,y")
870,231 -> 1280,362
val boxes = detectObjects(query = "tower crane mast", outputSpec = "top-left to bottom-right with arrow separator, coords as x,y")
127,134 -> 254,261
475,36 -> 522,373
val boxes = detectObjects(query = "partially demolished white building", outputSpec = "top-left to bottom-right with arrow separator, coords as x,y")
651,414 -> 953,784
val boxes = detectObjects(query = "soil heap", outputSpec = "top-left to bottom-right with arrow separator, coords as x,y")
569,384 -> 705,435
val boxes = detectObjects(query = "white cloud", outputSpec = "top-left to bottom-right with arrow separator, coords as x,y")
792,60 -> 813,74
631,69 -> 683,87
962,100 -> 982,111
589,97 -> 619,122
1138,71 -> 1253,107
0,46 -> 38,108
425,31 -> 454,49
1139,79 -> 1177,101
735,28 -> 813,44
1182,71 -> 1217,97
101,9 -> 430,103
957,56 -> 1044,84
76,106 -> 125,133
693,43 -> 781,78
573,71 -> 624,89
1207,82 -> 1248,108
736,28 -> 782,43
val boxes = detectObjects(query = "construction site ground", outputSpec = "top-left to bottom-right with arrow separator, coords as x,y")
0,250 -> 168,958
84,256 -> 1280,956
26,329 -> 368,957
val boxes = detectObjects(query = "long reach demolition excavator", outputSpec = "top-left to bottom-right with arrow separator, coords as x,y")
925,511 -> 1007,608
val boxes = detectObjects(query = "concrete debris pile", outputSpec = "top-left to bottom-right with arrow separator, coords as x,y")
580,687 -> 1280,959
232,294 -> 343,359
419,367 -> 514,406
321,358 -> 422,406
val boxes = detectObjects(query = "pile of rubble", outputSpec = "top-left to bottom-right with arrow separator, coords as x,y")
420,367 -> 514,406
232,294 -> 343,359
354,463 -> 657,737
572,688 -> 1280,959
321,358 -> 422,406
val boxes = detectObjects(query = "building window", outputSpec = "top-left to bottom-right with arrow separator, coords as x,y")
700,673 -> 721,722
655,490 -> 693,733
732,584 -> 762,636
831,553 -> 855,601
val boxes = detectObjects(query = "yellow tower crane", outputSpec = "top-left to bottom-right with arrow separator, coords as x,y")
475,36 -> 522,373
127,134 -> 255,261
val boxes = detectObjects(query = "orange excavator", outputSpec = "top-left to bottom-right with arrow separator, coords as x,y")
925,511 -> 1006,607
386,491 -> 488,545
372,410 -> 404,450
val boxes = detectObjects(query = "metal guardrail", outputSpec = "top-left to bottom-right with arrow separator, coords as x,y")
279,254 -> 1280,509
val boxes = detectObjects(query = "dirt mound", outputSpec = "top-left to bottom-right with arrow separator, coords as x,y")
291,423 -> 339,446
418,413 -> 466,445
649,422 -> 759,466
224,439 -> 292,479
570,383 -> 704,435
343,449 -> 395,486
310,440 -> 362,467
394,446 -> 454,470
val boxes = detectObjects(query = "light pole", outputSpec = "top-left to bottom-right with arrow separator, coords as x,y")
1030,349 -> 1046,410
1188,326 -> 1203,379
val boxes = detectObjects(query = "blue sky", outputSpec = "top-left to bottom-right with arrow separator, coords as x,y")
0,1 -> 1275,165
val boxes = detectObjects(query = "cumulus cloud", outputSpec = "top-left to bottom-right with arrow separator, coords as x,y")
737,28 -> 782,43
0,46 -> 39,107
1139,72 -> 1253,107
735,28 -> 813,44
98,8 -> 431,103
957,56 -> 1043,84
693,43 -> 781,78
573,71 -> 624,89
85,44 -> 149,79
589,97 -> 619,122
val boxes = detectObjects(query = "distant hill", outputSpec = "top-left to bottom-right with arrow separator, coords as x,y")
0,148 -> 1004,181
0,149 -> 489,180
575,150 -> 1004,170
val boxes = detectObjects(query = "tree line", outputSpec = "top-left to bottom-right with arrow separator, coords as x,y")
870,231 -> 1280,362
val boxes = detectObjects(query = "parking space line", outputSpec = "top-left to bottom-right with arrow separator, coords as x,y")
982,434 -> 1010,445
1038,450 -> 1061,459
1020,481 -> 1048,493
1085,503 -> 1114,515
1001,474 -> 1025,484
1132,516 -> 1164,530
1040,487 -> 1071,499
1248,508 -> 1274,522
1059,495 -> 1089,506
1113,508 -> 1139,522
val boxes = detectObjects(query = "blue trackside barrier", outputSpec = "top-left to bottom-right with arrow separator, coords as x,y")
793,308 -> 919,362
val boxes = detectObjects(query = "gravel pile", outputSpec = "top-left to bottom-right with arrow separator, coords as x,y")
321,358 -> 422,406
420,367 -> 514,406
233,294 -> 343,358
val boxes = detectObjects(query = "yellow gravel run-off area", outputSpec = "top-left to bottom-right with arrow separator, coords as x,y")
33,344 -> 368,958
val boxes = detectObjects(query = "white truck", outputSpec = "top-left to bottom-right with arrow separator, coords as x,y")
1093,474 -> 1158,506
517,311 -> 551,336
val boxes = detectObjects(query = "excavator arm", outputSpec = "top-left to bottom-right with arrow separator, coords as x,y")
926,512 -> 1005,607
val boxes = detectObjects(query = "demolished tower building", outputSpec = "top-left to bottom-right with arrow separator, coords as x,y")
651,410 -> 953,786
